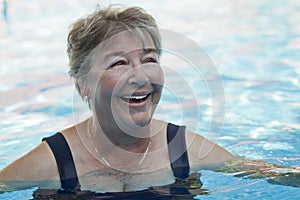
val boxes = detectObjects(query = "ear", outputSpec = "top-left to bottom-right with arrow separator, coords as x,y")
75,78 -> 90,99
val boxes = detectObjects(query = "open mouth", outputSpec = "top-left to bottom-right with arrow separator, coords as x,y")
122,93 -> 150,104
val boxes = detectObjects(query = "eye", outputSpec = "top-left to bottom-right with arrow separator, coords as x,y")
143,57 -> 157,64
109,60 -> 127,68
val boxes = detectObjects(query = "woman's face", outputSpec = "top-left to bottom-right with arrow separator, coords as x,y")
86,31 -> 164,131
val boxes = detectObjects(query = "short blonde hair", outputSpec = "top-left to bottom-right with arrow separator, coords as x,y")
67,6 -> 161,85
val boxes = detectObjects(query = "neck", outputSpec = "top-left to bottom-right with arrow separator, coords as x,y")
89,117 -> 151,152
86,117 -> 154,171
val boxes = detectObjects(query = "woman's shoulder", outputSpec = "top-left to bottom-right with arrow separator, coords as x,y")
0,121 -> 86,188
150,120 -> 233,171
0,141 -> 58,178
59,121 -> 87,147
185,129 -> 233,171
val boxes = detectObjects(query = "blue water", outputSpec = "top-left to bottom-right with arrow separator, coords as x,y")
1,0 -> 300,199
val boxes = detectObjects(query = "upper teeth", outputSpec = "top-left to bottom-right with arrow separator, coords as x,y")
123,94 -> 147,99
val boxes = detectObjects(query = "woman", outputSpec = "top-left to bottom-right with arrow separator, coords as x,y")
0,6 -> 232,194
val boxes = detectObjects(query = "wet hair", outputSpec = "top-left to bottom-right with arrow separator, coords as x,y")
67,6 -> 161,95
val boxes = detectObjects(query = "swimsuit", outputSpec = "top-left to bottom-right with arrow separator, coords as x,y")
42,123 -> 190,191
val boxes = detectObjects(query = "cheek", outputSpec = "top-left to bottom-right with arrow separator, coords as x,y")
159,68 -> 165,85
150,66 -> 164,86
95,72 -> 125,98
94,79 -> 114,113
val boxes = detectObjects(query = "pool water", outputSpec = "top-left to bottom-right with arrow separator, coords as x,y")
1,0 -> 300,199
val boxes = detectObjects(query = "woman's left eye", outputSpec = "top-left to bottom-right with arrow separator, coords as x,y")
143,57 -> 157,63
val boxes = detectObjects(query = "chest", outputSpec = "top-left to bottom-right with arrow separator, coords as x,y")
78,166 -> 175,192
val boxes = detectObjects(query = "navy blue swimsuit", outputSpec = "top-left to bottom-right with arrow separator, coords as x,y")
42,123 -> 190,191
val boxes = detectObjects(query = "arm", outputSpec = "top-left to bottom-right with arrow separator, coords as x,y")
214,157 -> 300,187
185,131 -> 300,187
185,129 -> 234,172
0,142 -> 60,192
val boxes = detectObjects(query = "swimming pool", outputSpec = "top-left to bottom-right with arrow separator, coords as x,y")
0,0 -> 299,199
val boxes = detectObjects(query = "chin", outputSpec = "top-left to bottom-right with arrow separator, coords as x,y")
132,117 -> 152,127
127,111 -> 152,127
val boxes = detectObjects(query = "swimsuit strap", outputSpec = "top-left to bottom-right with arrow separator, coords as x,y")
42,133 -> 79,191
167,123 -> 190,179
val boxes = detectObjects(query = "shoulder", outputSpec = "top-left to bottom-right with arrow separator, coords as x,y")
0,137 -> 59,182
185,129 -> 233,172
152,120 -> 233,169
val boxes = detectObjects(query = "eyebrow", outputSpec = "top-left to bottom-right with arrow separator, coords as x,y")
143,48 -> 158,55
104,48 -> 158,59
104,51 -> 125,59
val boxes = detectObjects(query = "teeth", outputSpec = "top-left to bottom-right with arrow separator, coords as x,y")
123,94 -> 147,100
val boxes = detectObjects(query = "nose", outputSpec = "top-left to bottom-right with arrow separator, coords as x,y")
128,65 -> 150,86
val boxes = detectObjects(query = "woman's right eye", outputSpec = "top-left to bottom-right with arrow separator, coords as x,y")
109,60 -> 127,68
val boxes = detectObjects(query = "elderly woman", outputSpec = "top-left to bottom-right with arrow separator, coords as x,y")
0,6 -> 233,196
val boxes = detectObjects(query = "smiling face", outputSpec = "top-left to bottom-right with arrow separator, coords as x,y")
86,30 -> 164,133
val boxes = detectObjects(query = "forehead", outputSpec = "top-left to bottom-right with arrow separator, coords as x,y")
100,30 -> 156,55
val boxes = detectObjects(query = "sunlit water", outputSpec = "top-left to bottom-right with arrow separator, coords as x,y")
0,0 -> 300,199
